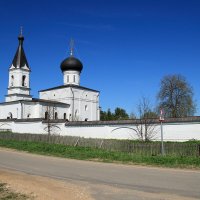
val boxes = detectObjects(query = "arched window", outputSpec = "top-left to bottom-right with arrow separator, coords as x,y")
45,111 -> 48,120
63,113 -> 66,119
55,112 -> 58,119
22,75 -> 26,86
27,114 -> 31,118
8,112 -> 13,119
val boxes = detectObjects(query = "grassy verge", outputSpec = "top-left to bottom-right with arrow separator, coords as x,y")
0,139 -> 199,169
0,182 -> 30,200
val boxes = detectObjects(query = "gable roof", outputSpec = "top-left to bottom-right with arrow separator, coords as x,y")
39,84 -> 99,93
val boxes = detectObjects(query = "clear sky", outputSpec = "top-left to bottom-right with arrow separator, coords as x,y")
0,0 -> 200,115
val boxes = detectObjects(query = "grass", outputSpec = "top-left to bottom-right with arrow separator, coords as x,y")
0,139 -> 200,169
0,182 -> 30,200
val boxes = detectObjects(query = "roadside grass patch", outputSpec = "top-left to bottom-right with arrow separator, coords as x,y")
0,182 -> 30,200
0,139 -> 199,169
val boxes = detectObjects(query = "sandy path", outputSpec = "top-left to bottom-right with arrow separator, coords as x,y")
0,169 -> 93,200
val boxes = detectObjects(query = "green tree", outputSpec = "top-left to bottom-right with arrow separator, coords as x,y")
157,74 -> 196,118
107,109 -> 113,120
100,110 -> 107,121
100,107 -> 129,121
114,107 -> 129,120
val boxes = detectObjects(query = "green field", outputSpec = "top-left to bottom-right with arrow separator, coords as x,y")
0,139 -> 199,169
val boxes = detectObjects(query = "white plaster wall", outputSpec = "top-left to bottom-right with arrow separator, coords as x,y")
3,121 -> 200,141
6,68 -> 31,102
9,68 -> 30,88
0,121 -> 13,130
40,88 -> 71,103
5,95 -> 32,102
63,70 -> 80,85
157,123 -> 200,141
12,121 -> 44,134
0,103 -> 21,119
23,103 -> 37,118
7,88 -> 30,95
63,123 -> 200,141
39,87 -> 100,121
0,101 -> 69,120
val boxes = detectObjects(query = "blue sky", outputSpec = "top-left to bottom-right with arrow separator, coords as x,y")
0,0 -> 200,115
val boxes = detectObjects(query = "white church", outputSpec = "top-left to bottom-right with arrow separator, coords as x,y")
1,31 -> 200,141
0,32 -> 100,121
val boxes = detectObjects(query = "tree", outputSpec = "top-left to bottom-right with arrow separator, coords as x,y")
100,107 -> 129,121
113,107 -> 129,120
100,109 -> 114,121
157,74 -> 196,118
107,109 -> 113,120
135,97 -> 158,141
129,112 -> 136,119
44,105 -> 61,138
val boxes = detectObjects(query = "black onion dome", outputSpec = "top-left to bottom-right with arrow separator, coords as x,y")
60,56 -> 83,72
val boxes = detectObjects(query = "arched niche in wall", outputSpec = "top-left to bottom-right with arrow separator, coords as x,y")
7,112 -> 13,119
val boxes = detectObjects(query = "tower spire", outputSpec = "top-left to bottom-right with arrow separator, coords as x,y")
18,26 -> 24,45
69,38 -> 74,56
20,26 -> 23,36
10,29 -> 29,69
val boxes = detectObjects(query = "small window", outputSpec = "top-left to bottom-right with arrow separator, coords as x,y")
85,118 -> 88,121
55,112 -> 58,119
63,113 -> 66,119
45,112 -> 48,120
67,75 -> 69,82
85,105 -> 88,111
73,75 -> 75,82
27,114 -> 31,118
22,75 -> 26,86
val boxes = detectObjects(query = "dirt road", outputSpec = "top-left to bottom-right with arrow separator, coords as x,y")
0,169 -> 93,200
0,148 -> 200,200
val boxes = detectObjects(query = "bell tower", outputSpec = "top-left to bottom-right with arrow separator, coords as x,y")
5,28 -> 32,102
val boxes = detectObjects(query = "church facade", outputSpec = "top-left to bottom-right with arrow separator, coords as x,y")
0,32 -> 100,121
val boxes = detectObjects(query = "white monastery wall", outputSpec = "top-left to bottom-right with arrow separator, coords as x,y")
12,121 -> 44,134
0,120 -> 200,141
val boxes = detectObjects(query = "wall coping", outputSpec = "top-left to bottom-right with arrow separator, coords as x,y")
1,116 -> 200,125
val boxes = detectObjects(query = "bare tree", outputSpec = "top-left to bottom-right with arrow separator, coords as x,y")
135,97 -> 158,141
44,105 -> 61,138
157,74 -> 196,118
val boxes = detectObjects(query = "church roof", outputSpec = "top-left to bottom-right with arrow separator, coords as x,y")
10,33 -> 30,69
60,56 -> 83,72
39,84 -> 99,93
0,98 -> 69,106
60,39 -> 83,73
